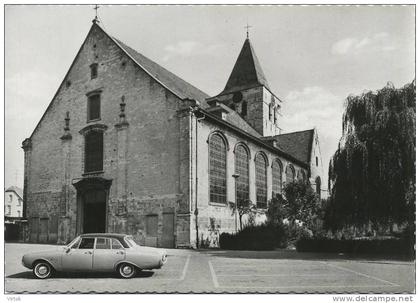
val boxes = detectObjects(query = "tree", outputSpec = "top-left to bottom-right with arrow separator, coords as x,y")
267,180 -> 320,228
266,193 -> 287,226
229,199 -> 256,231
328,81 -> 415,233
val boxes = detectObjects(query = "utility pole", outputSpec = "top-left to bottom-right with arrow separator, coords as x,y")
232,173 -> 240,233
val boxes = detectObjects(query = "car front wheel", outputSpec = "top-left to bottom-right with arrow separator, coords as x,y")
33,261 -> 53,279
118,263 -> 137,279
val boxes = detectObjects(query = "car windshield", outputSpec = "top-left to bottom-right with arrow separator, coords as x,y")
66,236 -> 81,248
124,236 -> 139,247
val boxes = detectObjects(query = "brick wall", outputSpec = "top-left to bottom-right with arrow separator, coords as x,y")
24,24 -> 191,247
207,86 -> 281,137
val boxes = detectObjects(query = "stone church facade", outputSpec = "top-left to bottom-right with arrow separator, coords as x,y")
22,21 -> 324,248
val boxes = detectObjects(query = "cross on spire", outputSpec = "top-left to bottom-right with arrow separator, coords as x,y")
93,5 -> 100,23
245,23 -> 252,39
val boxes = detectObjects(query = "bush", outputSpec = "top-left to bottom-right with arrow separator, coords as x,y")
219,223 -> 287,250
284,223 -> 313,245
296,237 -> 411,256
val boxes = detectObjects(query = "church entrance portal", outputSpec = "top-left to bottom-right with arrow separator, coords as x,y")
82,189 -> 106,233
73,177 -> 112,235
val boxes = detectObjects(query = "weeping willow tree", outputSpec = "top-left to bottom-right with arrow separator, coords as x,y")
327,81 -> 415,234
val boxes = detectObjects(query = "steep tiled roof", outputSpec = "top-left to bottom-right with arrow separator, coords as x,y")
106,28 -> 265,136
268,129 -> 315,164
205,103 -> 261,137
5,186 -> 23,199
28,23 -> 210,140
224,110 -> 261,137
219,38 -> 270,96
107,26 -> 311,168
110,37 -> 209,105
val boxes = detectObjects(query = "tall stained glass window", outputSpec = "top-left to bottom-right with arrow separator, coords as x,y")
272,160 -> 283,197
235,145 -> 249,204
316,176 -> 321,197
255,153 -> 268,208
285,164 -> 295,184
209,134 -> 227,204
84,130 -> 103,173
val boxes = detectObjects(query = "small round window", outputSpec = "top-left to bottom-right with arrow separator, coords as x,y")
233,92 -> 243,103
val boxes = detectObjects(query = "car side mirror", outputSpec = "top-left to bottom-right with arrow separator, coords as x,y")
65,247 -> 71,253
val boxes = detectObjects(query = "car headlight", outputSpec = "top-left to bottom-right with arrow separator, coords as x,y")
161,254 -> 167,264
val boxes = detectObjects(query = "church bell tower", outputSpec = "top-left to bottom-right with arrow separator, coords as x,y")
206,34 -> 282,137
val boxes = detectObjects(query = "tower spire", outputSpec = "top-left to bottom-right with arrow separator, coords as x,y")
219,35 -> 270,95
93,5 -> 100,24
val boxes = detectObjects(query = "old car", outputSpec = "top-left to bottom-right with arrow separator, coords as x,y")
22,233 -> 167,279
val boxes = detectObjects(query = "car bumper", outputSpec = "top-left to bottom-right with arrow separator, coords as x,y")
160,253 -> 167,266
21,257 -> 32,269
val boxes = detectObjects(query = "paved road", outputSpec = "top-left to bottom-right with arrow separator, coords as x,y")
5,243 -> 415,293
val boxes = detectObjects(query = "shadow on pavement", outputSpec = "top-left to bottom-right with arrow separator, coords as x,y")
200,249 -> 414,264
7,270 -> 156,279
6,272 -> 34,279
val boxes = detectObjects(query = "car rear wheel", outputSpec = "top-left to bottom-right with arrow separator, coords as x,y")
33,261 -> 53,279
118,263 -> 137,279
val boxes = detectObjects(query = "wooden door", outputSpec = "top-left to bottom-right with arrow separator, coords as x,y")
39,218 -> 49,243
162,213 -> 175,248
145,215 -> 158,247
49,216 -> 58,243
83,190 -> 106,233
29,217 -> 39,243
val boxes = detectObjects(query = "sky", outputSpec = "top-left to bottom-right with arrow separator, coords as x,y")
5,5 -> 415,190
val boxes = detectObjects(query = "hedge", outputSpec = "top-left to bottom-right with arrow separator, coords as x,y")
296,238 -> 411,255
219,223 -> 287,250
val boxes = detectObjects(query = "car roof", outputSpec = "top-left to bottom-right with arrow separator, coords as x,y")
80,233 -> 129,240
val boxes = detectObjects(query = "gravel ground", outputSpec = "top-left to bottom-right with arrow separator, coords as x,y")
5,243 -> 415,294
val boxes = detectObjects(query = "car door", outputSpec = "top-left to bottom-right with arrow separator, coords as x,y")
93,237 -> 125,271
62,237 -> 94,271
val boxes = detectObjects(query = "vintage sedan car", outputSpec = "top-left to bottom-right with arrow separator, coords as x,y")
22,233 -> 167,279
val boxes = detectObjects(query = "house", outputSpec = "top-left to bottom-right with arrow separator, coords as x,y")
5,186 -> 24,242
5,186 -> 23,218
22,19 -> 324,247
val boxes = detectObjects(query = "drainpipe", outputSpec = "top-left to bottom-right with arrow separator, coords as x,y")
232,173 -> 240,233
194,110 -> 205,249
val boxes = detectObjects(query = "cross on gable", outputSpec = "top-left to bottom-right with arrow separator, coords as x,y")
93,5 -> 100,23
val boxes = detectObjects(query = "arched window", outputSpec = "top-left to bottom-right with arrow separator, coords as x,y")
297,169 -> 307,182
272,160 -> 283,197
273,107 -> 277,123
209,134 -> 227,204
268,103 -> 273,121
300,169 -> 307,182
90,63 -> 98,80
241,101 -> 247,116
274,106 -> 278,124
87,93 -> 101,121
255,153 -> 268,208
315,176 -> 321,197
285,164 -> 295,184
234,144 -> 249,204
85,130 -> 103,173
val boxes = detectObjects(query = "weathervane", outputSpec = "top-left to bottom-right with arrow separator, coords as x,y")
93,5 -> 100,23
245,22 -> 252,39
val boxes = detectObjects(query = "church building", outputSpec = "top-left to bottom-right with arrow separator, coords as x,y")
22,19 -> 324,248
